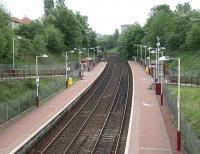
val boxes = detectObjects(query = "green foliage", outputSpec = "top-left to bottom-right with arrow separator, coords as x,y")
51,6 -> 83,50
118,24 -> 144,58
33,34 -> 46,55
115,2 -> 200,59
166,16 -> 190,50
17,21 -> 45,40
175,2 -> 192,17
0,5 -> 13,63
143,5 -> 173,47
88,28 -> 97,47
97,29 -> 119,50
150,4 -> 173,17
76,12 -> 89,48
45,25 -> 65,54
56,0 -> 65,6
186,24 -> 200,50
169,85 -> 200,139
44,0 -> 54,16
17,38 -> 33,57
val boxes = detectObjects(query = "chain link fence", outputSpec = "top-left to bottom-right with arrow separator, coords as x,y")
163,84 -> 200,154
0,77 -> 66,125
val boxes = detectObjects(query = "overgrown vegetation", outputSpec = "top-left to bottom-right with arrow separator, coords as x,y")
0,1 -> 97,65
101,2 -> 200,64
0,78 -> 59,104
168,85 -> 200,139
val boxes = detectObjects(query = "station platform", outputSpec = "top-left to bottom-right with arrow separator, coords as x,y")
126,61 -> 179,154
0,62 -> 107,154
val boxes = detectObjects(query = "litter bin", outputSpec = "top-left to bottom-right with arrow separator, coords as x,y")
68,77 -> 73,86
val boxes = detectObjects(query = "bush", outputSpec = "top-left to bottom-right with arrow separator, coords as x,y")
33,34 -> 46,55
45,25 -> 65,54
186,24 -> 200,50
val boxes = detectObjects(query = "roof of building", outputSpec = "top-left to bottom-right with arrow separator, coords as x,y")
11,17 -> 21,23
20,17 -> 32,25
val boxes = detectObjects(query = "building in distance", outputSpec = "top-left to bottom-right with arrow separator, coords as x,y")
120,24 -> 132,33
10,16 -> 32,29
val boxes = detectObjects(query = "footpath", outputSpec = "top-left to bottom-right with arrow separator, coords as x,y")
0,62 -> 107,154
126,61 -> 182,154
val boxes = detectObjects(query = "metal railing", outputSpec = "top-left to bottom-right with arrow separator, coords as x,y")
163,84 -> 200,154
0,62 -> 79,80
167,75 -> 200,87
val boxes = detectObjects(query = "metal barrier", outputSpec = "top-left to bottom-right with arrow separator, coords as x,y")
163,84 -> 200,154
167,75 -> 200,87
0,62 -> 79,80
0,77 -> 66,125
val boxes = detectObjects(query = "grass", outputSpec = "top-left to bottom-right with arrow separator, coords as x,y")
0,77 -> 64,104
167,50 -> 200,71
168,85 -> 200,139
106,47 -> 120,55
15,51 -> 89,65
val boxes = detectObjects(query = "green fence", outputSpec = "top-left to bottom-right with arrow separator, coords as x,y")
0,77 -> 65,125
163,84 -> 200,154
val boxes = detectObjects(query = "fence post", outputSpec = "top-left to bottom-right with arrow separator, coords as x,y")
6,103 -> 9,120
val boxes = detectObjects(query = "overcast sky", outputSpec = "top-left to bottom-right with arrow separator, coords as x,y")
0,0 -> 200,34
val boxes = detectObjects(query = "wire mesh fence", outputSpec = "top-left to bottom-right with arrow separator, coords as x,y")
163,84 -> 200,154
0,77 -> 66,125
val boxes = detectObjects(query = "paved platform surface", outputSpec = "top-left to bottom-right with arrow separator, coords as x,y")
0,62 -> 106,154
126,61 -> 173,154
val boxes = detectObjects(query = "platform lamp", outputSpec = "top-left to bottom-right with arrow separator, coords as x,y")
140,45 -> 143,63
159,56 -> 181,151
65,50 -> 74,88
148,49 -> 156,76
12,36 -> 22,69
35,54 -> 48,107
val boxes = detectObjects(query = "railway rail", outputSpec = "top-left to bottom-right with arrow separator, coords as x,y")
28,56 -> 133,154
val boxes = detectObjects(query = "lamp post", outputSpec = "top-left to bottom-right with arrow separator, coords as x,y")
12,36 -> 22,69
149,50 -> 156,76
65,50 -> 75,88
35,54 -> 48,107
159,56 -> 181,151
143,46 -> 147,66
158,47 -> 165,82
140,45 -> 143,63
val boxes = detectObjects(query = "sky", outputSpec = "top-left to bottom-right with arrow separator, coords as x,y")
0,0 -> 200,34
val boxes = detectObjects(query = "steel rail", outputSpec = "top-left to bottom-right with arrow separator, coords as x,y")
40,64 -> 113,154
62,64 -> 119,154
114,71 -> 130,154
91,67 -> 130,154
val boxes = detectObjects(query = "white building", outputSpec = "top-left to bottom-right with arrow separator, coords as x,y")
120,24 -> 132,33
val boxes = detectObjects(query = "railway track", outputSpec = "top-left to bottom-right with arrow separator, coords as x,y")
28,56 -> 133,154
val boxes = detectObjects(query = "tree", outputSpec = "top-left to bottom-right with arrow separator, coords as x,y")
113,29 -> 119,46
175,2 -> 192,17
88,28 -> 97,47
52,5 -> 83,50
76,12 -> 90,48
16,20 -> 45,40
56,0 -> 65,6
166,16 -> 190,50
186,23 -> 200,50
118,24 -> 144,58
150,4 -> 173,17
0,5 -> 13,63
44,0 -> 54,16
45,25 -> 65,54
33,34 -> 46,55
143,4 -> 173,47
17,38 -> 33,57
